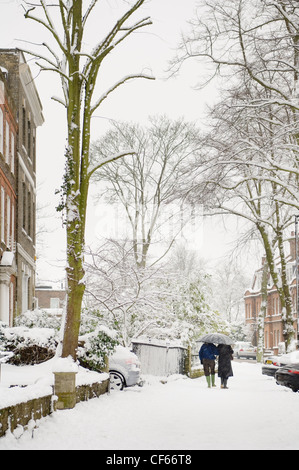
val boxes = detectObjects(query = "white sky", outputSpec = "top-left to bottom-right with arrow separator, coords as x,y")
0,0 -> 259,287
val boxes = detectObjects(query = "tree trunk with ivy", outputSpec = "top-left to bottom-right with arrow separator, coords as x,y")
24,0 -> 154,359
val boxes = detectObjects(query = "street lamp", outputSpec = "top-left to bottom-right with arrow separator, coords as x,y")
295,215 -> 299,342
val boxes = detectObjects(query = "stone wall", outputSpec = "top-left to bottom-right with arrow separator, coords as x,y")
0,394 -> 53,437
0,378 -> 109,438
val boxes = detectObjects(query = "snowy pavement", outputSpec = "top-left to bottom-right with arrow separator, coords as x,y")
1,361 -> 299,450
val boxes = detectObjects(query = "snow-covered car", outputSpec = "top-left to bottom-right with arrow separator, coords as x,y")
234,342 -> 257,359
109,345 -> 143,391
275,363 -> 299,392
262,350 -> 299,377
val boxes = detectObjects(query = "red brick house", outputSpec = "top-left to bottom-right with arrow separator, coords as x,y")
0,50 -> 44,325
0,66 -> 18,325
244,233 -> 297,352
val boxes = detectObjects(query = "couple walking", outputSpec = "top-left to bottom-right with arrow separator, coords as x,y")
199,342 -> 234,389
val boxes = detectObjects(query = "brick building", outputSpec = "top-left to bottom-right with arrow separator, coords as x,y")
244,233 -> 297,352
0,49 -> 44,325
35,286 -> 66,310
0,66 -> 17,325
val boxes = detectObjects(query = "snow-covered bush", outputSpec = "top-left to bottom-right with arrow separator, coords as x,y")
14,308 -> 105,335
14,309 -> 61,331
79,309 -> 105,335
0,322 -> 58,365
3,309 -> 120,367
78,326 -> 118,371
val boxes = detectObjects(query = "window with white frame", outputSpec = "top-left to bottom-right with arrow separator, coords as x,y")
50,298 -> 60,309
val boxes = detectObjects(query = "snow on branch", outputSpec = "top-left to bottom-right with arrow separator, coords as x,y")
24,2 -> 67,55
90,73 -> 154,113
87,151 -> 136,179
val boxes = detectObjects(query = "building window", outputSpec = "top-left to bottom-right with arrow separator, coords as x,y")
50,298 -> 60,309
27,119 -> 31,160
246,302 -> 252,319
10,131 -> 14,174
1,186 -> 5,242
27,189 -> 31,237
6,195 -> 10,248
32,134 -> 36,170
22,182 -> 26,230
5,121 -> 9,165
265,331 -> 268,349
0,108 -> 3,155
22,106 -> 26,146
32,201 -> 35,244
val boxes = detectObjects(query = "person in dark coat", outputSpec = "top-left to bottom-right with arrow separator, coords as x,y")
199,342 -> 219,388
217,344 -> 234,389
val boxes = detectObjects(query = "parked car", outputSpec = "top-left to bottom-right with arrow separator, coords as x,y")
234,342 -> 257,359
109,345 -> 143,391
262,356 -> 281,377
275,363 -> 299,392
262,350 -> 299,377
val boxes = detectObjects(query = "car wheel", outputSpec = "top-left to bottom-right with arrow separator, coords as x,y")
109,371 -> 125,391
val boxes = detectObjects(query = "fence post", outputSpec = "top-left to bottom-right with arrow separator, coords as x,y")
184,344 -> 192,376
53,357 -> 78,410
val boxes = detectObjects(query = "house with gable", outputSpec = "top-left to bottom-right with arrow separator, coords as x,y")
244,233 -> 298,353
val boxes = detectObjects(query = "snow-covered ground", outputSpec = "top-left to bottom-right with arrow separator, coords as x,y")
1,360 -> 299,450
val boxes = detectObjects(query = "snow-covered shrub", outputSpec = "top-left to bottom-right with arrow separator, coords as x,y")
79,309 -> 105,335
0,322 -> 8,352
0,323 -> 58,365
14,309 -> 61,331
78,326 -> 118,371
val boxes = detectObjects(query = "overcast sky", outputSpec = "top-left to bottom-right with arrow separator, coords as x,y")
0,0 -> 257,286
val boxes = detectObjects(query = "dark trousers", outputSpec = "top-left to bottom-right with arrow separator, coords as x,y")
202,359 -> 215,376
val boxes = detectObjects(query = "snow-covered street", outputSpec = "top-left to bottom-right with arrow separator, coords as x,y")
1,361 -> 299,450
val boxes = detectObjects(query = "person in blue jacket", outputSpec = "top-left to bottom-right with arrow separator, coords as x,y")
199,342 -> 219,388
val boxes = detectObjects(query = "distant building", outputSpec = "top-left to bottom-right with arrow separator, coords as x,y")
0,49 -> 44,325
244,233 -> 297,352
35,286 -> 66,310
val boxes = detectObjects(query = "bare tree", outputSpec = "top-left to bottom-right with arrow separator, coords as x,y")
22,0 -> 154,359
187,85 -> 296,351
170,0 -> 299,351
84,238 -> 223,346
84,239 -> 176,346
91,116 -> 202,269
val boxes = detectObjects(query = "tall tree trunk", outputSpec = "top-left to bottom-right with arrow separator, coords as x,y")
24,0 -> 153,360
258,223 -> 294,353
257,259 -> 268,363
